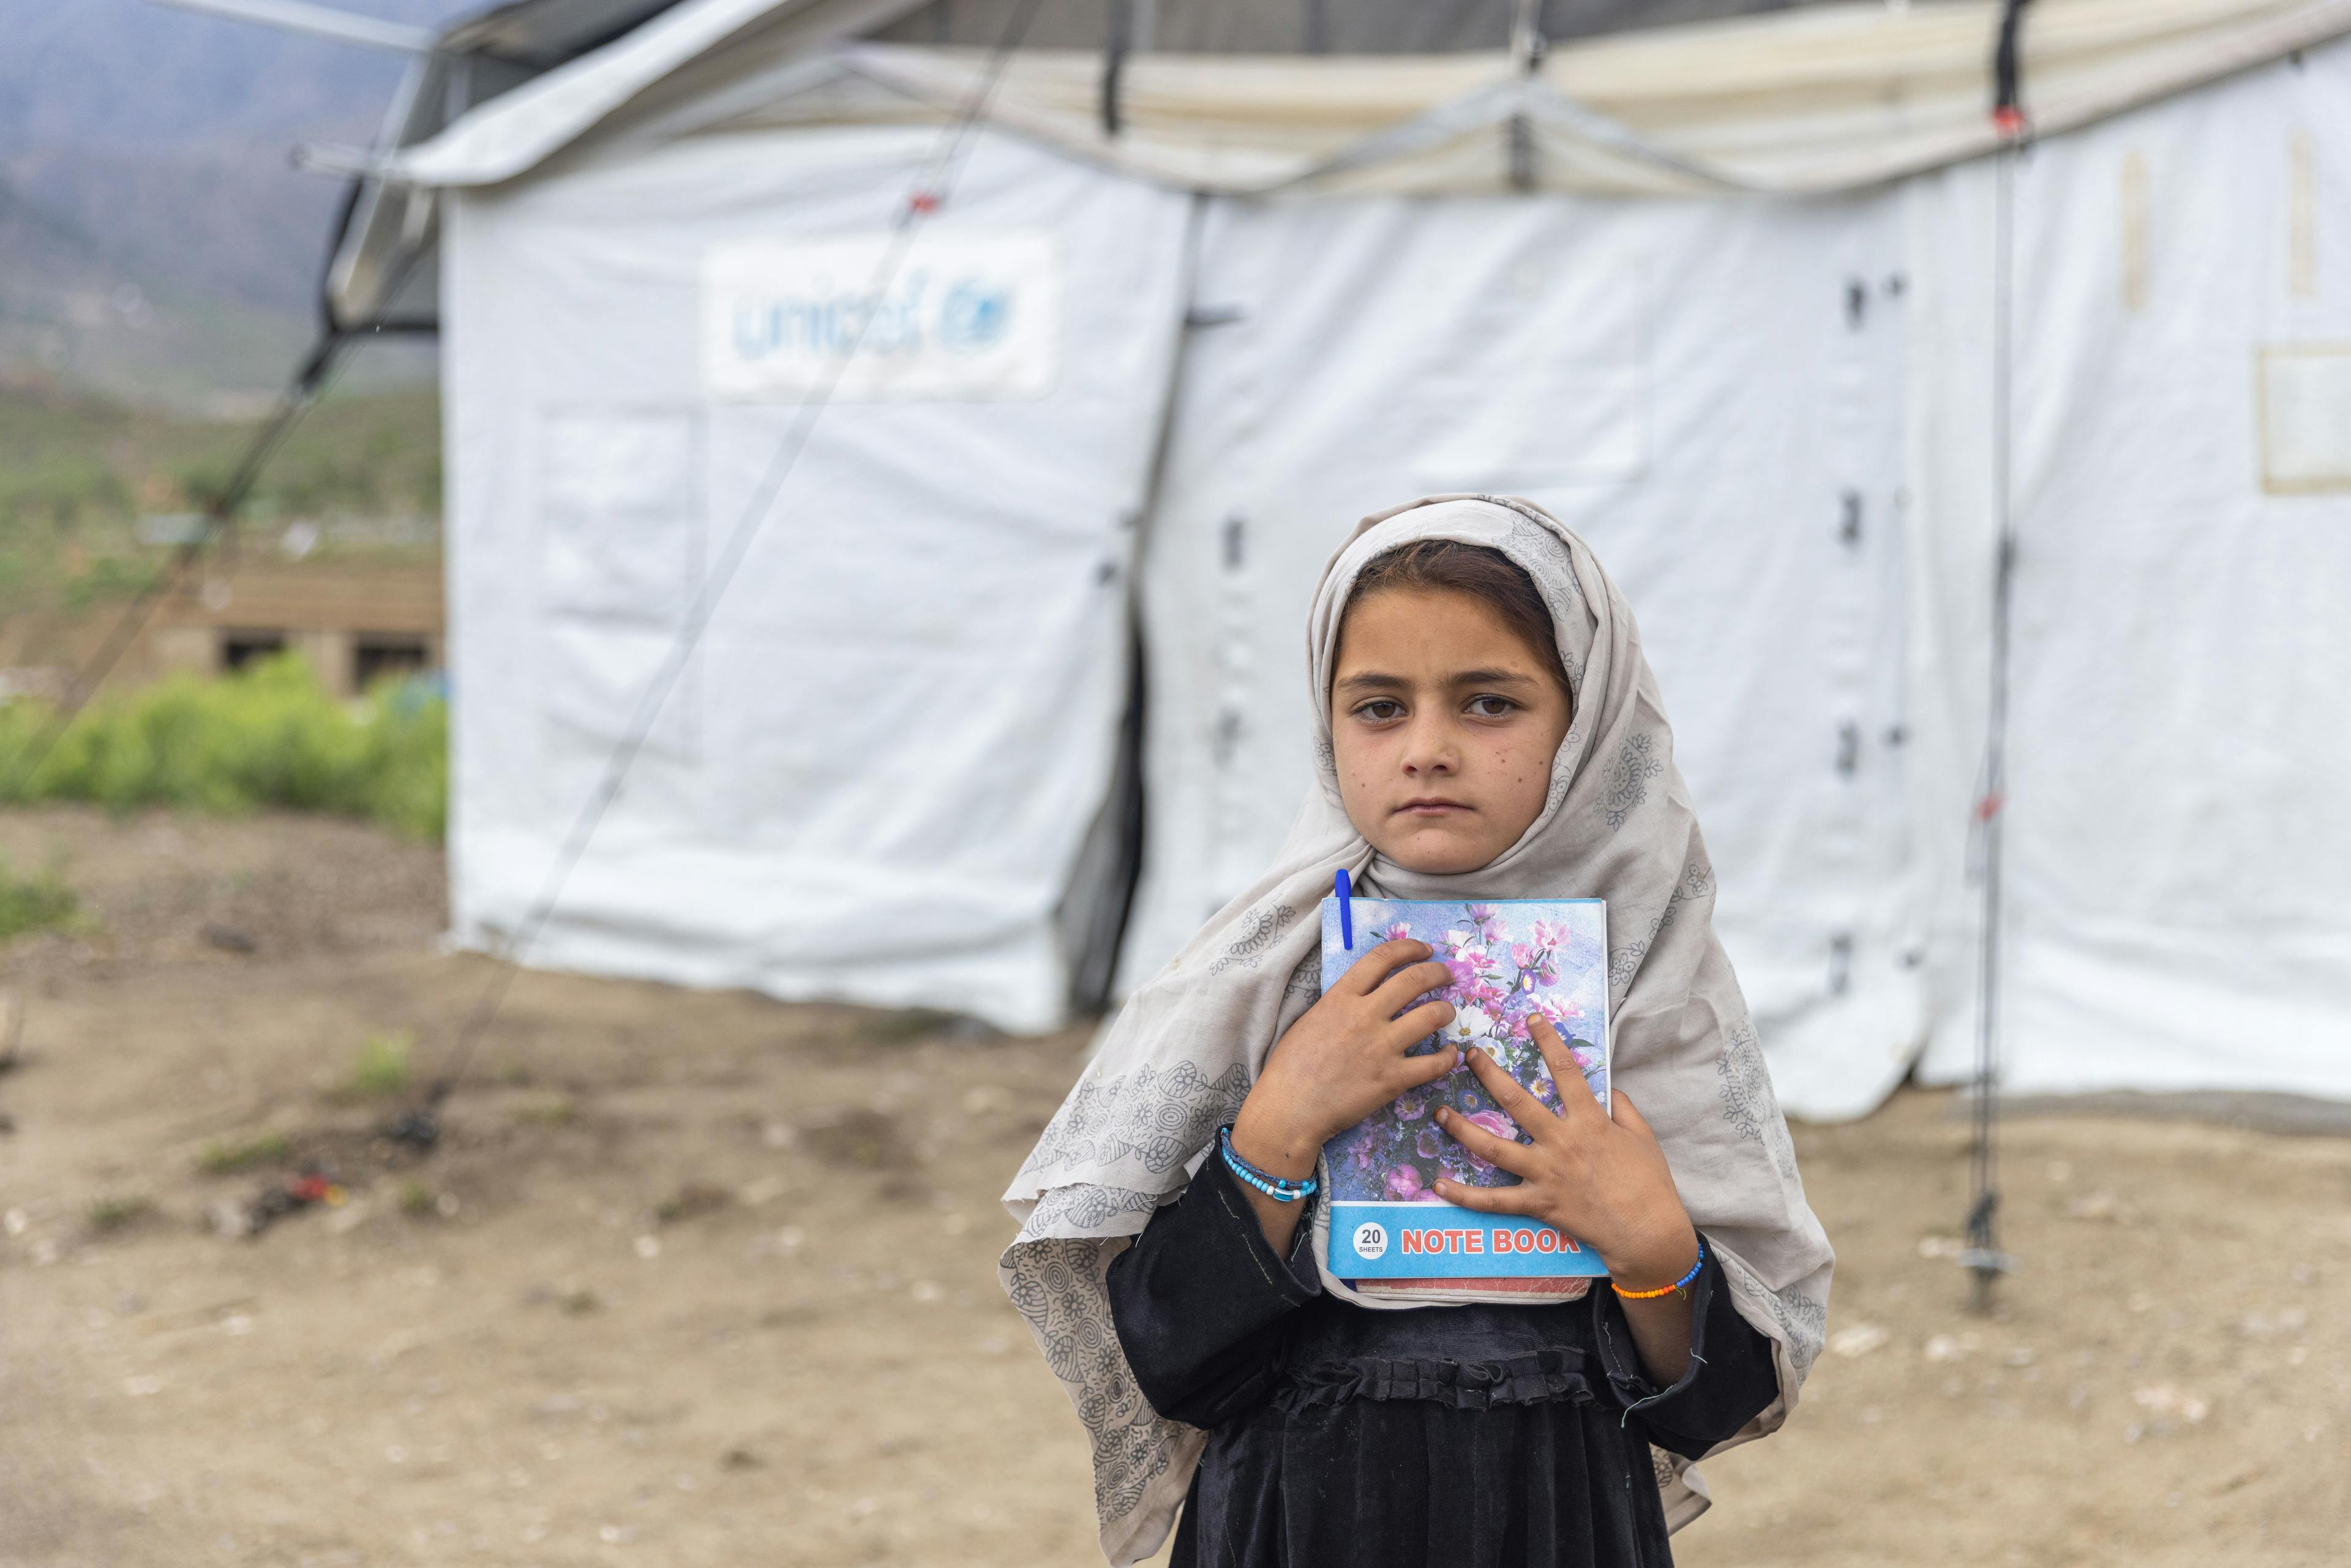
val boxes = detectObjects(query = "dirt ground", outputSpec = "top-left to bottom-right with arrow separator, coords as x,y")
1,806 -> 2346,1568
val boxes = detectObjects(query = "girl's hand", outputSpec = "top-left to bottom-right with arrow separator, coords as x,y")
1228,939 -> 1458,1180
1431,1018 -> 1698,1292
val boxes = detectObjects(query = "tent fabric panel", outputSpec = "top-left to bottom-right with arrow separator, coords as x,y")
2007,921 -> 2351,1100
1909,40 -> 2351,1097
321,0 -> 1839,328
456,826 -> 1076,1024
399,0 -> 934,188
391,0 -> 2351,196
823,1 -> 2351,197
869,0 -> 1843,55
1122,189 -> 1922,1122
441,125 -> 1191,1032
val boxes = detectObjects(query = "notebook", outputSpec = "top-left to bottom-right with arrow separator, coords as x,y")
1319,896 -> 1610,1299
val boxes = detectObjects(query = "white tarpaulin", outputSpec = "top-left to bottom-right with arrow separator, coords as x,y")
416,0 -> 2351,1116
1905,42 -> 2351,1100
1120,190 -> 1924,1120
441,126 -> 1190,1029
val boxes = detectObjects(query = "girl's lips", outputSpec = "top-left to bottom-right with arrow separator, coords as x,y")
1396,798 -> 1471,816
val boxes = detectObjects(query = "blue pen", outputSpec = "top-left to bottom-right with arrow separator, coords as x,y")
1335,868 -> 1353,949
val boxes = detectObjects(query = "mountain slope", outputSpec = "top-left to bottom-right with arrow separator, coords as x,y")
0,169 -> 321,410
0,0 -> 475,404
0,0 -> 479,156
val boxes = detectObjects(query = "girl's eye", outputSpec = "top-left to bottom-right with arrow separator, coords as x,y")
1354,699 -> 1406,723
1466,695 -> 1518,719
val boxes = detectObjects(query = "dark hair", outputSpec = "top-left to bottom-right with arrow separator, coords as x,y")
1343,540 -> 1567,689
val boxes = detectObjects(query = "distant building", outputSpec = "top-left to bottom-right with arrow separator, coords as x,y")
148,561 -> 443,698
0,557 -> 443,704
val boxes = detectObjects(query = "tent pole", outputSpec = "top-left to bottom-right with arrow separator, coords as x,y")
1968,1 -> 2033,1315
1507,0 -> 1545,191
1100,0 -> 1131,138
1967,142 -> 2014,1316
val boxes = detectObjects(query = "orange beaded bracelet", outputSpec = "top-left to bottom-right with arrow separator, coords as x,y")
1610,1238 -> 1705,1300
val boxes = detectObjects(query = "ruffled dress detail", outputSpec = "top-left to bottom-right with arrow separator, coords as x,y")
1106,1155 -> 1781,1568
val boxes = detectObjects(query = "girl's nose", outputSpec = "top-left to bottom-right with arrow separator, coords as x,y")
1400,718 -> 1457,776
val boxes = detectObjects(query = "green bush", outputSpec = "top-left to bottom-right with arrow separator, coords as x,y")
0,654 -> 446,839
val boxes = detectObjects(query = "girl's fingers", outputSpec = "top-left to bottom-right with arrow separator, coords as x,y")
1611,1088 -> 1659,1144
1529,1019 -> 1603,1126
1460,1046 -> 1550,1130
1367,959 -> 1458,1018
1430,1177 -> 1540,1217
1400,1045 -> 1461,1089
1384,997 -> 1456,1050
1339,939 -> 1433,995
1434,1105 -> 1538,1177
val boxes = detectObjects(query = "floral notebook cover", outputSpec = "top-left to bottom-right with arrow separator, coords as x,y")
1319,897 -> 1611,1285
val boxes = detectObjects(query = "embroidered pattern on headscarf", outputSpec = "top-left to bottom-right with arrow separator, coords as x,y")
1020,1062 -> 1260,1185
1608,859 -> 1716,991
1282,951 -> 1322,1001
1716,1245 -> 1828,1379
1004,1238 -> 1194,1516
1717,1021 -> 1800,1180
1502,516 -> 1589,693
1600,732 -> 1665,830
1207,902 -> 1298,977
1022,1184 -> 1161,1234
1649,1446 -> 1682,1489
1769,1284 -> 1829,1376
1018,1060 -> 1253,1179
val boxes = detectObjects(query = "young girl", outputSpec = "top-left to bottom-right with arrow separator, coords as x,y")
1003,496 -> 1832,1567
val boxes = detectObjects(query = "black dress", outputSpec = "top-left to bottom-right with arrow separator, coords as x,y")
1106,1153 -> 1780,1568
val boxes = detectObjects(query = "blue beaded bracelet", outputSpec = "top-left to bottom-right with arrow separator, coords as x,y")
1219,1126 -> 1317,1203
1612,1237 -> 1706,1300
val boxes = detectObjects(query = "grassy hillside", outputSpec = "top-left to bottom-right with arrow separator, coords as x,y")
0,380 -> 441,618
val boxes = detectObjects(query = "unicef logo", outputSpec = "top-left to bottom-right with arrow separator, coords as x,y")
937,278 -> 1013,352
1352,1221 -> 1389,1261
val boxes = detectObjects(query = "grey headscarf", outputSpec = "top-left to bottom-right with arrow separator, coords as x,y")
1001,496 -> 1834,1564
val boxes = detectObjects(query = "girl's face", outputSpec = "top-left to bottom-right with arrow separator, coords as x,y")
1330,585 -> 1572,876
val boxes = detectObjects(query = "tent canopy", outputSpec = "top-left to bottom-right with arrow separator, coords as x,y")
386,0 -> 2351,193
332,0 -> 1841,326
331,0 -> 2351,328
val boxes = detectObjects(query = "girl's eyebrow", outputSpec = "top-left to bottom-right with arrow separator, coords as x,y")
1335,667 -> 1542,695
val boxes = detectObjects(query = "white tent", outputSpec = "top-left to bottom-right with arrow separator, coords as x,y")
336,0 -> 2351,1117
